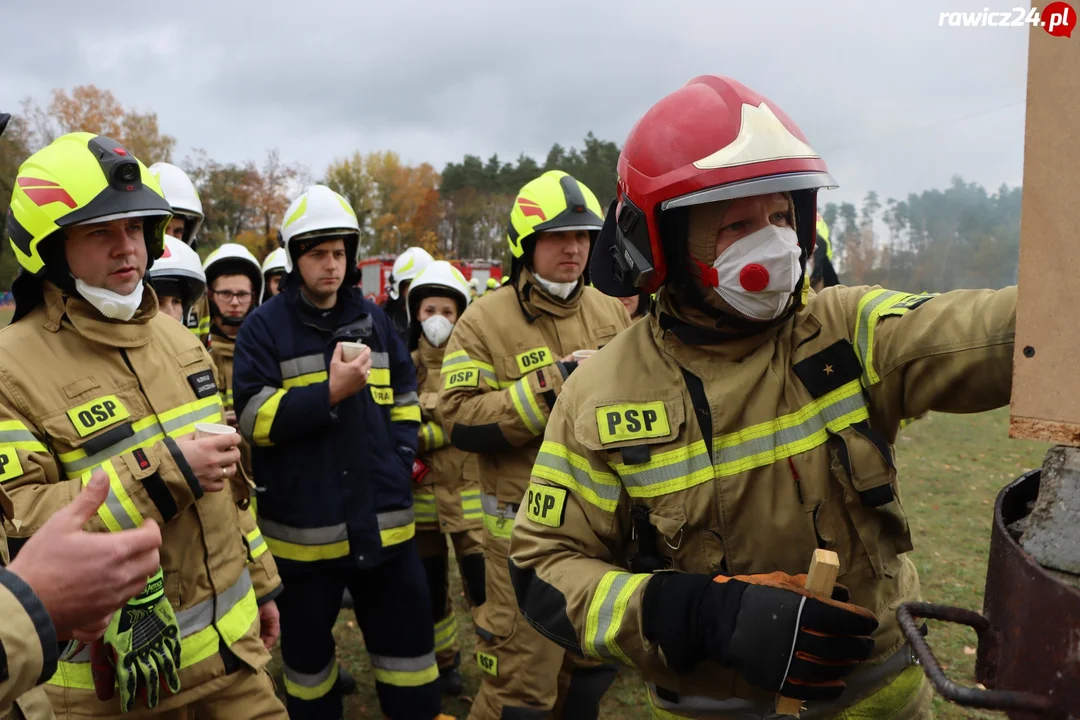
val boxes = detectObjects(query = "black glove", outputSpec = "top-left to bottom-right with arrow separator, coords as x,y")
642,571 -> 879,702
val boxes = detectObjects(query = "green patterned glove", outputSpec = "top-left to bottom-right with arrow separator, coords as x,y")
104,568 -> 182,712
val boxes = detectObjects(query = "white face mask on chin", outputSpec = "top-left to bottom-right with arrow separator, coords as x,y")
74,279 -> 145,322
421,314 -> 454,347
710,225 -> 802,321
535,275 -> 578,300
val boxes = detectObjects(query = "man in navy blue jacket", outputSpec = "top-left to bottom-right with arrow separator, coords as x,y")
233,185 -> 447,720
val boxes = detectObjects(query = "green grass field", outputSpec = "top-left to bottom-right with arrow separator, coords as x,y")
268,409 -> 1048,719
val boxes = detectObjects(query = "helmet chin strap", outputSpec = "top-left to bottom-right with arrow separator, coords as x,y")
688,255 -> 720,288
39,239 -> 78,296
208,297 -> 246,329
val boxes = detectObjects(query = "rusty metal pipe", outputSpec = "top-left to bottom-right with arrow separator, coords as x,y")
898,601 -> 1060,716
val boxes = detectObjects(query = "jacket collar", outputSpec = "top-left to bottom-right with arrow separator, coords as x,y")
209,327 -> 235,357
516,267 -> 582,321
651,287 -> 796,363
286,282 -> 369,328
43,281 -> 156,349
418,334 -> 446,368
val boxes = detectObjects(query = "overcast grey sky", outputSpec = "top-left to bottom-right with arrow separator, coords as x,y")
2,0 -> 1030,209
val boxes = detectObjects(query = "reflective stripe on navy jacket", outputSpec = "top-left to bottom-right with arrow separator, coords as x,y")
233,282 -> 421,569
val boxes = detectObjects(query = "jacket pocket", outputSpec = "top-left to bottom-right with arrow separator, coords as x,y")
627,503 -> 685,572
501,345 -> 555,380
576,396 -> 685,454
40,382 -> 150,476
821,424 -> 913,578
419,391 -> 439,426
593,324 -> 619,349
648,505 -> 686,550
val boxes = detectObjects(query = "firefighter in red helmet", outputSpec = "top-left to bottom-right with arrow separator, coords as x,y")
508,75 -> 1016,719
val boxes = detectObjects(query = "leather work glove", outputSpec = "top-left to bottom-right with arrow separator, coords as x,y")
101,568 -> 182,712
642,571 -> 879,702
412,458 -> 431,483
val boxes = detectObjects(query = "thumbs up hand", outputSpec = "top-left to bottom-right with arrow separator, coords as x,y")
6,471 -> 163,640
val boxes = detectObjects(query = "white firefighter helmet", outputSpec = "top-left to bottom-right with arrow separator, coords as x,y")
406,260 -> 471,324
261,247 -> 288,300
203,243 -> 264,307
388,247 -> 434,301
148,236 -> 206,316
279,185 -> 360,273
149,162 -> 204,247
262,247 -> 287,276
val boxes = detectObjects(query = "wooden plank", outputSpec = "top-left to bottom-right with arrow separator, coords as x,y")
1010,21 -> 1080,444
776,549 -> 841,716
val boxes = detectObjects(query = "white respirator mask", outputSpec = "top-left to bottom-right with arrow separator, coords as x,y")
705,225 -> 802,321
535,275 -> 578,300
75,279 -> 145,322
421,314 -> 454,347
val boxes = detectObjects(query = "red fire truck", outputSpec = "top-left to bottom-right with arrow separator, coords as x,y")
357,256 -> 503,304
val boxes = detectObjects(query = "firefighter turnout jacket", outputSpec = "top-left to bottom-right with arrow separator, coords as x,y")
186,294 -> 211,349
232,283 -> 422,570
0,284 -> 281,714
412,337 -> 482,532
438,269 -> 631,518
438,268 -> 630,718
207,330 -> 256,497
0,496 -> 54,720
508,285 -> 1016,716
207,328 -> 277,593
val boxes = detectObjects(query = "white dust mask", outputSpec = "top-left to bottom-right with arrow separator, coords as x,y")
710,225 -> 802,321
75,279 -> 145,322
535,275 -> 578,300
421,315 -> 454,347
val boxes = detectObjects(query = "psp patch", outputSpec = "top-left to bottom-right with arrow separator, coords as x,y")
526,485 -> 567,528
476,651 -> 498,677
187,370 -> 218,399
595,402 -> 671,444
515,347 -> 553,374
67,395 -> 131,438
0,449 -> 23,483
444,367 -> 479,390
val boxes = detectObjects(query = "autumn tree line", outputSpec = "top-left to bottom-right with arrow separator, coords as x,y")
0,85 -> 1021,293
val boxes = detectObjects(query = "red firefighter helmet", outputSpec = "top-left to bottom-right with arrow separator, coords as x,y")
591,75 -> 836,296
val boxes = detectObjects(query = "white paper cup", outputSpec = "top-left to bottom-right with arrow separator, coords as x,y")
195,422 -> 236,439
572,350 -> 596,362
340,341 -> 367,362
